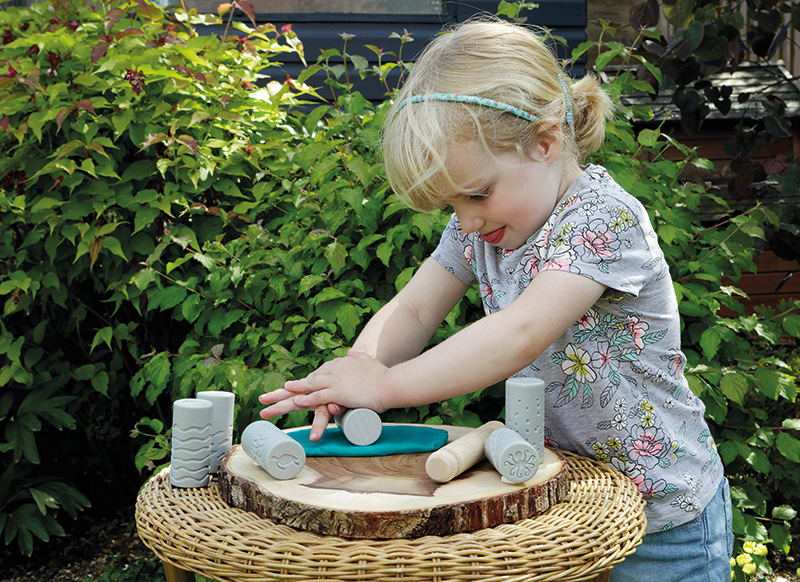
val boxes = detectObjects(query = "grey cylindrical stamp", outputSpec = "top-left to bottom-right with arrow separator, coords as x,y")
505,377 -> 545,460
197,391 -> 235,472
241,421 -> 306,480
484,428 -> 540,484
170,398 -> 213,488
334,408 -> 382,446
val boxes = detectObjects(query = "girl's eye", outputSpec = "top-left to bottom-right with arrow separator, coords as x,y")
466,189 -> 490,203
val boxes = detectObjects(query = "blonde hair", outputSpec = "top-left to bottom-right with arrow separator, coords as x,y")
382,19 -> 615,211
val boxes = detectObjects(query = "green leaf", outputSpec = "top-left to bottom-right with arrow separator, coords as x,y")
181,294 -> 202,323
336,303 -> 361,340
571,40 -> 595,61
313,287 -> 347,303
772,504 -> 797,521
112,108 -> 135,137
782,313 -> 800,338
324,241 -> 347,274
753,367 -> 781,400
637,128 -> 660,148
5,422 -> 39,464
133,206 -> 161,235
717,440 -> 737,466
663,0 -> 694,28
595,45 -> 624,72
719,372 -> 747,405
497,0 -> 519,18
148,286 -> 188,311
742,511 -> 768,540
776,432 -> 800,463
29,488 -> 58,514
102,236 -> 128,261
17,389 -> 76,431
699,327 -> 721,361
744,447 -> 770,475
193,253 -> 216,270
770,522 -> 791,554
90,326 -> 113,354
130,373 -> 145,399
145,353 -> 171,405
376,241 -> 393,267
91,371 -> 110,397
73,364 -> 96,381
298,275 -> 326,296
134,267 -> 157,291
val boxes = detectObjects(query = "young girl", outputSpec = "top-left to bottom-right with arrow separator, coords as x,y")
260,18 -> 732,582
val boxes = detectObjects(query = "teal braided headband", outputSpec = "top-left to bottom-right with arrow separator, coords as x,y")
397,73 -> 574,125
400,93 -> 538,122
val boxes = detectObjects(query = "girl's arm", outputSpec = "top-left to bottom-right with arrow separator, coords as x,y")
275,267 -> 605,415
350,258 -> 470,366
259,258 -> 469,435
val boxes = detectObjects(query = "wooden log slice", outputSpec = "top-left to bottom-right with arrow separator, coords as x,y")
218,425 -> 569,539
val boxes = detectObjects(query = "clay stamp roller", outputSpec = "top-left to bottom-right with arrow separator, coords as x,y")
505,377 -> 545,460
170,398 -> 213,488
334,408 -> 382,446
241,421 -> 306,480
196,391 -> 235,473
484,427 -> 540,484
425,420 -> 505,483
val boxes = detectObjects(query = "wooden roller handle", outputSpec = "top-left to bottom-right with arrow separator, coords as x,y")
425,420 -> 505,483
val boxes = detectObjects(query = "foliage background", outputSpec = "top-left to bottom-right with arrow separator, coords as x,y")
0,0 -> 798,579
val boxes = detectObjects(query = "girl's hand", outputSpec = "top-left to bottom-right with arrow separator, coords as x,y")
258,350 -> 389,440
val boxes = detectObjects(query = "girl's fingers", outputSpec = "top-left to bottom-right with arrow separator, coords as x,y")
284,374 -> 325,394
328,403 -> 346,416
259,397 -> 304,420
292,390 -> 331,409
309,405 -> 331,441
258,388 -> 294,404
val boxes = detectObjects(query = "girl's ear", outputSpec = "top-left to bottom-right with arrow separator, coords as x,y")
535,126 -> 563,163
530,125 -> 563,164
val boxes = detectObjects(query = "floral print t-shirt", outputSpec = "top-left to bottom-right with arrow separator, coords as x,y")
432,164 -> 723,533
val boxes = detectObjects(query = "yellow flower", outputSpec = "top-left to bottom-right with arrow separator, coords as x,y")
742,541 -> 756,554
736,553 -> 752,567
729,558 -> 735,567
742,563 -> 756,575
754,543 -> 767,556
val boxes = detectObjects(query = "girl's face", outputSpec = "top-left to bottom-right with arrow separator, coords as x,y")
443,139 -> 574,250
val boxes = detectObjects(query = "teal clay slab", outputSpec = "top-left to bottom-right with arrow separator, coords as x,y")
289,425 -> 448,457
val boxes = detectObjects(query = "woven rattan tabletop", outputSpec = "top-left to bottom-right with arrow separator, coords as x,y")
136,450 -> 646,582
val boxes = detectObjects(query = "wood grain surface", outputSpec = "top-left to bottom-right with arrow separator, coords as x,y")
218,425 -> 570,539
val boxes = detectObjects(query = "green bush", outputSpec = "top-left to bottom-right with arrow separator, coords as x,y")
1,0 -> 798,571
0,0 -> 474,556
584,15 -> 800,576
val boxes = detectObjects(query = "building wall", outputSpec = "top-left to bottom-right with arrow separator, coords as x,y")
190,0 -> 588,100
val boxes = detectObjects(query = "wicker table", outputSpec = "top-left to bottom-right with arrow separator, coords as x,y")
136,449 -> 646,582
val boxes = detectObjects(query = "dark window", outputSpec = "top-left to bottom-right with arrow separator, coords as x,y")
187,0 -> 447,15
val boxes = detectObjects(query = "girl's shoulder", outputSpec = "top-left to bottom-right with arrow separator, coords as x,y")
555,164 -> 648,221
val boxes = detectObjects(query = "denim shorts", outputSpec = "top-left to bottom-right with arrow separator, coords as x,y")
609,477 -> 733,582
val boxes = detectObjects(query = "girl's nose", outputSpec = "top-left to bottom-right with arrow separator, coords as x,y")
453,205 -> 484,234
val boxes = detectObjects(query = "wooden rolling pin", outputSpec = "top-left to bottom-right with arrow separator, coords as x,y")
425,420 -> 505,482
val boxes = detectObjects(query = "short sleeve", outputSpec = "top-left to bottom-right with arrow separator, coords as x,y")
529,171 -> 668,297
431,213 -> 479,286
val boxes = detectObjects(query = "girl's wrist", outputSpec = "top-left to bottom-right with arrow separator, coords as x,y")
375,365 -> 401,413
